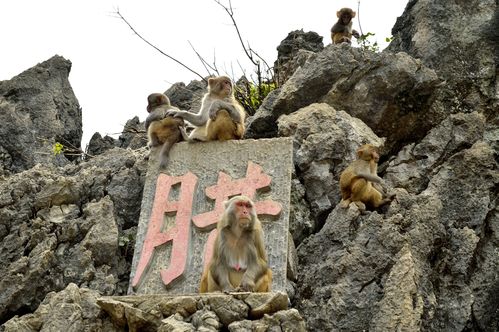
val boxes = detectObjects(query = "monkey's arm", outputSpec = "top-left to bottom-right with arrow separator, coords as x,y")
355,172 -> 384,183
352,29 -> 360,38
239,231 -> 268,291
166,109 -> 208,127
144,110 -> 166,131
210,261 -> 235,292
208,100 -> 242,122
331,22 -> 347,33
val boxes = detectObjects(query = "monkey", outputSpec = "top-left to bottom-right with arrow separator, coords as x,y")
339,144 -> 394,212
199,195 -> 272,293
331,7 -> 360,44
145,93 -> 185,169
166,76 -> 245,142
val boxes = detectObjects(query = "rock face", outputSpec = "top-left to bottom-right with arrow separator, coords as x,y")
388,0 -> 497,118
274,29 -> 324,86
0,55 -> 82,175
1,0 -> 498,330
246,45 -> 443,156
0,147 -> 148,324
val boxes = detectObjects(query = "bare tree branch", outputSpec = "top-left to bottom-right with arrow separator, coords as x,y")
188,40 -> 217,77
213,0 -> 258,66
357,0 -> 365,37
114,9 -> 207,83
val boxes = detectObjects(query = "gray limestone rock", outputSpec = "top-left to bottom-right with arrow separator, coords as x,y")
0,55 -> 82,175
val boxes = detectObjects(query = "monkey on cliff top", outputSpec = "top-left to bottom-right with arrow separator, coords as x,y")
331,7 -> 360,44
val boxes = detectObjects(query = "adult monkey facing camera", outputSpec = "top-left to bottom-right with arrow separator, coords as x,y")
339,144 -> 394,212
199,195 -> 272,293
166,76 -> 246,142
331,7 -> 360,44
145,93 -> 185,168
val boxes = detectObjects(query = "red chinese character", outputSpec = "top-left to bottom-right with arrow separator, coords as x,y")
132,172 -> 197,289
193,161 -> 281,269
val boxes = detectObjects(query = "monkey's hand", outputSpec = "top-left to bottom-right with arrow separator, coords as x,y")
165,109 -> 181,118
221,285 -> 237,293
179,125 -> 190,141
144,111 -> 165,131
209,100 -> 241,122
238,280 -> 255,292
352,30 -> 360,38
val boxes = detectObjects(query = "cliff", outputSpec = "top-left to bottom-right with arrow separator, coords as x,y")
0,0 -> 497,331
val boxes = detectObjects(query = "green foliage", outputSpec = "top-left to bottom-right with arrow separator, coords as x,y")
53,142 -> 64,156
385,36 -> 393,43
357,32 -> 379,52
248,82 -> 276,110
119,233 -> 135,257
118,234 -> 131,247
235,80 -> 276,115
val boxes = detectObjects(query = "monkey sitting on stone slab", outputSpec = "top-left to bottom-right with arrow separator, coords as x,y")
145,93 -> 185,169
339,144 -> 394,212
166,76 -> 246,142
199,195 -> 272,293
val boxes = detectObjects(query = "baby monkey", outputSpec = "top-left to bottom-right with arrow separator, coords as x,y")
331,7 -> 360,44
145,93 -> 184,169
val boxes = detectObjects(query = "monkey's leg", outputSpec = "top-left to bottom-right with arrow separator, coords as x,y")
148,133 -> 161,147
370,188 -> 393,208
188,126 -> 208,142
339,198 -> 351,208
207,112 -> 236,141
206,272 -> 223,293
214,266 -> 237,293
199,269 -> 209,293
255,268 -> 272,292
351,179 -> 369,212
234,123 -> 245,139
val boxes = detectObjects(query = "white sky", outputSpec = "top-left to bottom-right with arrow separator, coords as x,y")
0,0 -> 408,148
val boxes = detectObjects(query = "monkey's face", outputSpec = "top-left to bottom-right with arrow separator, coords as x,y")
235,199 -> 254,228
358,145 -> 380,162
221,79 -> 232,96
209,76 -> 232,98
337,8 -> 355,24
146,93 -> 170,113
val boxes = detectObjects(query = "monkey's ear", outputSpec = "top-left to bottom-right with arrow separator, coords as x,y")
351,11 -> 356,18
223,200 -> 230,209
336,11 -> 341,18
357,147 -> 364,158
208,78 -> 214,86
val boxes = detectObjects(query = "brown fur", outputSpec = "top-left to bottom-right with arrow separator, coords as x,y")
165,76 -> 245,142
331,8 -> 359,44
199,196 -> 272,293
339,144 -> 393,212
145,93 -> 184,168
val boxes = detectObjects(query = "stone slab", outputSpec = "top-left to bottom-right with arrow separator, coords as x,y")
129,137 -> 293,294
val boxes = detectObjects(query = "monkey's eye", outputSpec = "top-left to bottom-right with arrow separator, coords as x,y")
236,201 -> 245,207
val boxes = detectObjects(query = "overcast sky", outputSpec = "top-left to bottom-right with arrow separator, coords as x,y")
0,0 -> 408,148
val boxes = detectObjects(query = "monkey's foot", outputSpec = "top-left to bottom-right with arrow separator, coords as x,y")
339,199 -> 350,208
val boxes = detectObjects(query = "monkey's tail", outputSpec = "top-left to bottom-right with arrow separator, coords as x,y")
158,141 -> 174,169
